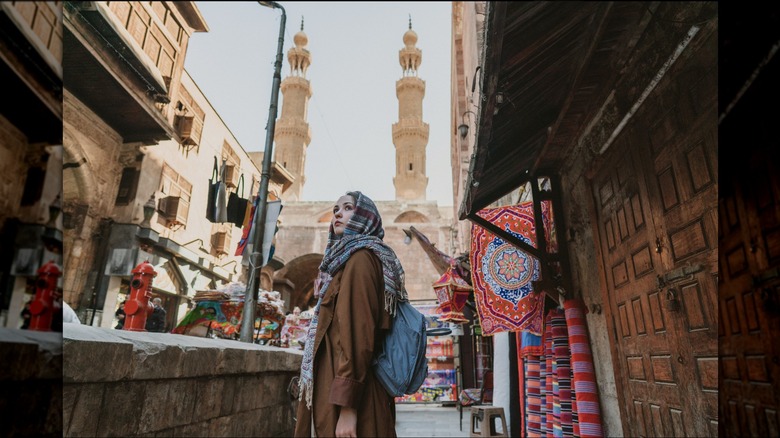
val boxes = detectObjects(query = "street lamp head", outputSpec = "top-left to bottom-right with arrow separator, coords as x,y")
258,1 -> 280,9
47,195 -> 61,228
458,123 -> 469,139
403,229 -> 413,245
141,193 -> 156,228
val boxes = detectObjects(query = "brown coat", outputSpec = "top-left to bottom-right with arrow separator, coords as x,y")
294,249 -> 396,437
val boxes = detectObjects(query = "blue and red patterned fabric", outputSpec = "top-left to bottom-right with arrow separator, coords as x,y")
469,202 -> 552,336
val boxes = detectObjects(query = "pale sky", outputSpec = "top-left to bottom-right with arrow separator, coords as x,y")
184,2 -> 454,205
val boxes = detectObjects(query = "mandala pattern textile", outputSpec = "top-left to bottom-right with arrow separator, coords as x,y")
469,202 -> 553,336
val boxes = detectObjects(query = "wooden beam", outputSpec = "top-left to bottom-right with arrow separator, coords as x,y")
468,212 -> 545,261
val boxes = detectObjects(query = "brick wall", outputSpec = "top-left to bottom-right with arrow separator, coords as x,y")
63,325 -> 303,437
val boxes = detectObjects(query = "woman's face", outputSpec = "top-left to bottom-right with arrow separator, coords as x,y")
332,195 -> 356,236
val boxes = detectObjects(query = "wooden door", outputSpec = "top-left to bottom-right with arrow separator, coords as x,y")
590,31 -> 718,438
719,144 -> 780,436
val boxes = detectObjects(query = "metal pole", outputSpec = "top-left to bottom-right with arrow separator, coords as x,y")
240,1 -> 286,343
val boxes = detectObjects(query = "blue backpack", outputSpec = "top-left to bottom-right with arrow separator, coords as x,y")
373,299 -> 428,397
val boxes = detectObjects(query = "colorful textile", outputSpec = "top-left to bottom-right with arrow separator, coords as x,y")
524,355 -> 543,436
544,318 -> 555,436
565,300 -> 604,438
470,202 -> 552,335
299,191 -> 408,408
517,333 -> 527,437
551,309 -> 574,437
521,330 -> 544,357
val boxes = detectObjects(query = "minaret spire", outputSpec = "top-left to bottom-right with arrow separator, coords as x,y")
392,23 -> 428,201
273,20 -> 313,201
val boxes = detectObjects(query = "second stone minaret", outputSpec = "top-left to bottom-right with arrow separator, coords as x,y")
274,21 -> 312,201
392,20 -> 429,202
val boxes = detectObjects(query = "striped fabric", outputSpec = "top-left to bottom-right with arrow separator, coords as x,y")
551,309 -> 574,437
544,317 -> 555,436
517,334 -> 526,438
565,299 -> 604,438
525,355 -> 543,436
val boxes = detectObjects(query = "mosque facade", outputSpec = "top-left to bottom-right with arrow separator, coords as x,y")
271,22 -> 454,310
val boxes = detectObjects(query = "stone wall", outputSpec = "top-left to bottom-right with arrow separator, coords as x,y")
0,329 -> 63,437
63,325 -> 303,437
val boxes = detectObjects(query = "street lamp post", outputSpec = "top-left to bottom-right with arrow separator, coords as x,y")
240,1 -> 286,343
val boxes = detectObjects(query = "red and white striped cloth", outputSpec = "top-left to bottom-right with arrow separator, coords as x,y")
565,299 -> 604,437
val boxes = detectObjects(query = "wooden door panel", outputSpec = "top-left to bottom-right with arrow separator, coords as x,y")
593,134 -> 690,437
591,36 -> 718,435
720,145 -> 780,437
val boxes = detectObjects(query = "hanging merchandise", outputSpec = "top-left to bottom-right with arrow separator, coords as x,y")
205,157 -> 219,222
517,301 -> 604,438
432,262 -> 471,324
236,194 -> 259,257
227,174 -> 249,227
261,200 -> 283,267
215,160 -> 228,223
469,201 -> 554,336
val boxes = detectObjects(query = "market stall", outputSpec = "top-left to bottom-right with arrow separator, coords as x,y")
172,282 -> 286,343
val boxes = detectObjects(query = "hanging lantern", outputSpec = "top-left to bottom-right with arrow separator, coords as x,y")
432,263 -> 472,324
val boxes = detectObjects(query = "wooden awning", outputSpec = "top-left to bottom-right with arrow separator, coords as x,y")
459,2 -> 650,219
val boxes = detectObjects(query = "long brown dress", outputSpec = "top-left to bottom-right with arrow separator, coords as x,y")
294,249 -> 396,437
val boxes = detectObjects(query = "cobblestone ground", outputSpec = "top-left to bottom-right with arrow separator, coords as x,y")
395,403 -> 470,437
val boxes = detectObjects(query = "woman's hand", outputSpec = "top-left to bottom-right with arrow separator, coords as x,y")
335,407 -> 357,437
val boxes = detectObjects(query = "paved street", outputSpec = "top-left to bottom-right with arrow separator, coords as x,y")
395,403 -> 470,437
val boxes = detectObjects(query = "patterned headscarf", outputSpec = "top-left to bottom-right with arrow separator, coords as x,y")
298,191 -> 407,408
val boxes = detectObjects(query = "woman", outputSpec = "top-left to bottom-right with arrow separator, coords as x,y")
295,191 -> 404,437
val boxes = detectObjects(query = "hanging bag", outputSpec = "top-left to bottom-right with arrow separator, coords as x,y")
227,173 -> 249,227
205,157 -> 219,222
215,160 -> 228,223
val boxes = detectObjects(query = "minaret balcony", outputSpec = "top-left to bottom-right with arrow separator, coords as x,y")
274,118 -> 311,144
392,119 -> 429,141
396,76 -> 426,94
281,76 -> 312,94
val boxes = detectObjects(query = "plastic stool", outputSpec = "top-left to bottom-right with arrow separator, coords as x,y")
470,406 -> 508,437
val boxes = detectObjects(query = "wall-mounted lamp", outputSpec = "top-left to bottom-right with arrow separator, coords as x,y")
47,195 -> 61,228
182,238 -> 208,253
458,110 -> 478,139
140,193 -> 156,229
403,228 -> 413,245
220,260 -> 238,273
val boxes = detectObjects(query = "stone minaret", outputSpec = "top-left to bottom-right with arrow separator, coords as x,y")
392,18 -> 429,201
274,19 -> 312,201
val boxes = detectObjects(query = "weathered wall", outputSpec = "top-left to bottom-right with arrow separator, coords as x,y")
559,148 -> 623,437
63,325 -> 302,437
0,329 -> 63,437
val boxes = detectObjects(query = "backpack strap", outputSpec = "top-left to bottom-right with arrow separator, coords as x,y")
211,156 -> 218,182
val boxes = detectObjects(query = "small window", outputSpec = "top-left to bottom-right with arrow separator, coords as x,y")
409,163 -> 413,171
20,167 -> 45,206
115,167 -> 140,205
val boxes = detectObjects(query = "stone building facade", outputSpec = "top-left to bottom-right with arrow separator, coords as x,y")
61,1 -> 293,329
0,2 -> 64,328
